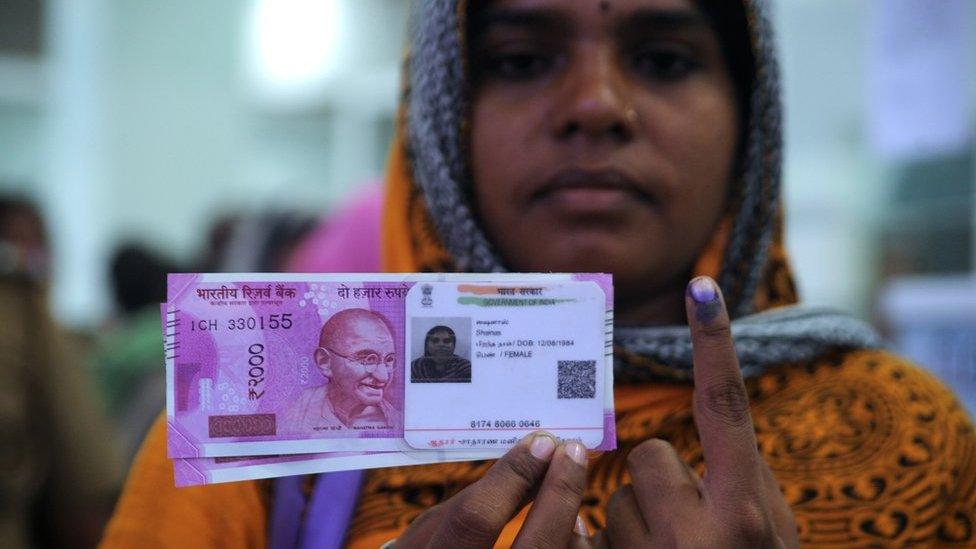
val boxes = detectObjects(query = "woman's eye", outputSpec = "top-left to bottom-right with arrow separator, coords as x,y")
632,48 -> 700,81
481,52 -> 554,81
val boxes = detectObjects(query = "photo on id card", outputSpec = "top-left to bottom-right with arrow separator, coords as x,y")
410,317 -> 473,383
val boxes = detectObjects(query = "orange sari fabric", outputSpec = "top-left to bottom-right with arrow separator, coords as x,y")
348,351 -> 976,547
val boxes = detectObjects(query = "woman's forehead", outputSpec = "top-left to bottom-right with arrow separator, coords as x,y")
472,0 -> 701,18
468,0 -> 712,43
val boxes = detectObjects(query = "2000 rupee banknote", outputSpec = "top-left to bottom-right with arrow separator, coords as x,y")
173,449 -> 505,487
165,273 -> 615,459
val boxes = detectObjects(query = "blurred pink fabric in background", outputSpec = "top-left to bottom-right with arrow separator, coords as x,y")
285,184 -> 383,273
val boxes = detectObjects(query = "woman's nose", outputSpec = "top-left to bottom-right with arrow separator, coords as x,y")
552,45 -> 635,143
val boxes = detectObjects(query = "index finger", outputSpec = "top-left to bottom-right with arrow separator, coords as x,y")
685,276 -> 762,501
428,432 -> 557,548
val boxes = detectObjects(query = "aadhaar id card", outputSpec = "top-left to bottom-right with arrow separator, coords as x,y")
404,281 -> 611,450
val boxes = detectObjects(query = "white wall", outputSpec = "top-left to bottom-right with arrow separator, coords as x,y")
0,55 -> 44,190
775,0 -> 883,315
5,0 -> 406,326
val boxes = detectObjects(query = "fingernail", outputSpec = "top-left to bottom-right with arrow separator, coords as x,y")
574,515 -> 589,536
565,441 -> 587,466
530,434 -> 556,460
688,277 -> 717,304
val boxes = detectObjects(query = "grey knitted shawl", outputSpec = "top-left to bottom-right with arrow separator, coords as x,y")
404,0 -> 881,380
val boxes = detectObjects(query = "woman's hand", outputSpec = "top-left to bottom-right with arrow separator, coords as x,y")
395,432 -> 596,548
605,277 -> 798,548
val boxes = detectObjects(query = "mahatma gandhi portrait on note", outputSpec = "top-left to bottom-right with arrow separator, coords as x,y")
282,308 -> 401,431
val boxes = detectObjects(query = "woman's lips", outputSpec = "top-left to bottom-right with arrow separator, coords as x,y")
532,168 -> 655,214
543,187 -> 638,211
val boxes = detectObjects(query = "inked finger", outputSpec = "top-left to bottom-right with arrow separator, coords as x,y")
513,441 -> 588,548
759,459 -> 799,546
429,432 -> 557,548
685,276 -> 763,502
626,438 -> 703,520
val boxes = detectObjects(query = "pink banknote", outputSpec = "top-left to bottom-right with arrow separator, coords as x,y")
174,449 -> 502,487
165,273 -> 615,461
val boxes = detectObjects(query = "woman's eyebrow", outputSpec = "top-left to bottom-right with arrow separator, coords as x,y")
470,8 -> 572,38
616,8 -> 710,35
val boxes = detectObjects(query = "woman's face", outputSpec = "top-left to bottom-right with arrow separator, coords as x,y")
426,329 -> 457,357
469,0 -> 738,320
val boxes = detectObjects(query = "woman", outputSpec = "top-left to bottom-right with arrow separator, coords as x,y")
102,0 -> 976,547
411,326 -> 472,383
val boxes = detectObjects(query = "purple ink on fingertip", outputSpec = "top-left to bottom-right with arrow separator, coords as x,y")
688,277 -> 722,324
688,277 -> 717,304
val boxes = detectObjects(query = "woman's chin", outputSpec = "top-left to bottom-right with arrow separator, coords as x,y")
519,233 -> 662,274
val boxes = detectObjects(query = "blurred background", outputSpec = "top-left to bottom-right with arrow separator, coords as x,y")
0,0 -> 972,545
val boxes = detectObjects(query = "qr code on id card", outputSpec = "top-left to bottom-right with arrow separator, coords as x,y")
557,360 -> 596,399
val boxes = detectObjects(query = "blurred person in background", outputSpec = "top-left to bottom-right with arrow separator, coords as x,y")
0,195 -> 50,281
85,208 -> 318,509
0,194 -> 119,548
201,210 -> 318,273
101,1 -> 975,548
285,184 -> 384,274
91,244 -> 178,465
198,213 -> 241,273
89,209 -> 317,462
